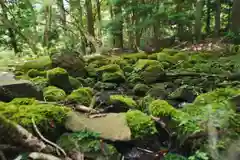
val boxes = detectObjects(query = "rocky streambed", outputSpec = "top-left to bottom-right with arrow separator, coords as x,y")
0,49 -> 240,160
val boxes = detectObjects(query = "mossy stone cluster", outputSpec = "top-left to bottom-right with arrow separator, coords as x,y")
0,101 -> 71,140
66,87 -> 93,105
43,86 -> 66,101
148,100 -> 177,117
133,83 -> 150,96
47,67 -> 72,92
126,110 -> 157,139
110,95 -> 137,108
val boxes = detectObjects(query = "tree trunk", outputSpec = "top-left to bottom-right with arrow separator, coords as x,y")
206,0 -> 211,34
231,0 -> 240,34
95,0 -> 101,37
215,0 -> 221,36
194,0 -> 204,42
112,1 -> 123,48
85,0 -> 95,37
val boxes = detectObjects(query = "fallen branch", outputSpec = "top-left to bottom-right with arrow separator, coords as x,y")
0,115 -> 46,152
75,104 -> 98,113
28,152 -> 62,160
31,117 -> 67,157
0,144 -> 24,152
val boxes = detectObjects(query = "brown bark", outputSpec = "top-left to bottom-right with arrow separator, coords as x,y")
231,0 -> 240,33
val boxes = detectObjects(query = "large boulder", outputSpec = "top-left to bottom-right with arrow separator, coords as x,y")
0,72 -> 43,101
50,50 -> 86,77
65,112 -> 132,141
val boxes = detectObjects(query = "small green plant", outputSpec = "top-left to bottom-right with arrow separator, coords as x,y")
188,150 -> 209,160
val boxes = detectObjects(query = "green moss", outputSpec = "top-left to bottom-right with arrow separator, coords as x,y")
172,52 -> 188,61
122,52 -> 148,62
134,59 -> 161,71
148,53 -> 158,60
57,130 -> 119,159
96,64 -> 121,74
127,73 -> 143,88
102,71 -> 125,83
30,77 -> 49,91
148,100 -> 177,117
94,81 -> 117,90
43,86 -> 66,102
110,95 -> 137,107
17,56 -> 52,72
133,84 -> 150,96
141,64 -> 165,83
27,69 -> 46,78
161,48 -> 179,55
0,103 -> 71,140
47,67 -> 72,92
193,87 -> 240,105
66,87 -> 93,105
69,76 -> 82,89
85,64 -> 98,77
157,52 -> 174,63
9,98 -> 38,105
126,110 -> 157,139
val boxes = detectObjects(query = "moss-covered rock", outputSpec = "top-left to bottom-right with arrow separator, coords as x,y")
43,86 -> 66,102
122,53 -> 148,63
50,50 -> 86,77
0,103 -> 71,141
133,84 -> 150,96
102,71 -> 125,83
110,95 -> 137,108
141,64 -> 165,83
57,131 -> 120,159
30,76 -> 49,91
16,56 -> 52,72
134,59 -> 161,72
69,76 -> 82,89
148,100 -> 177,117
94,81 -> 117,90
137,95 -> 155,112
193,87 -> 240,105
126,110 -> 157,139
27,69 -> 46,78
168,85 -> 197,103
9,98 -> 38,105
96,64 -> 121,73
147,83 -> 168,99
157,52 -> 174,63
47,67 -> 72,92
127,72 -> 143,88
66,87 -> 93,105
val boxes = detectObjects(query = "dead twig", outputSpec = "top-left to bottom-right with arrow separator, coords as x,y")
28,152 -> 62,160
31,117 -> 67,157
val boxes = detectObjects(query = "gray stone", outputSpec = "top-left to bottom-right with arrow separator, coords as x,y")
0,73 -> 43,101
65,112 -> 131,141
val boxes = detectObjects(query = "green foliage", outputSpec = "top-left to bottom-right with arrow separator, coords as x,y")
138,95 -> 155,112
126,110 -> 157,139
110,95 -> 137,107
43,86 -> 66,102
66,87 -> 93,105
148,99 -> 177,117
164,153 -> 188,160
57,130 -> 119,159
193,87 -> 240,105
188,150 -> 209,160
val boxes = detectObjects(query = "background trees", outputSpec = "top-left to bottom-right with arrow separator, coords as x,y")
0,0 -> 240,55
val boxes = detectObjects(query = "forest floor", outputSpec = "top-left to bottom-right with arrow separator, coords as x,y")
0,45 -> 240,160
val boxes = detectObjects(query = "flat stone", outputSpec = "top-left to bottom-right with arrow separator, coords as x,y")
0,73 -> 43,101
65,112 -> 131,141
